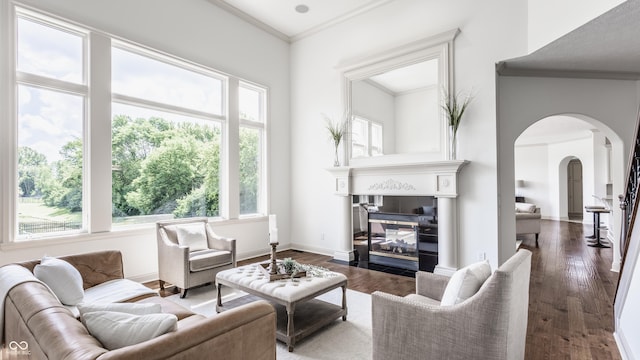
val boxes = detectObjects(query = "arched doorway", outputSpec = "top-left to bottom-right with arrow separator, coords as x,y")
505,110 -> 626,270
567,159 -> 583,221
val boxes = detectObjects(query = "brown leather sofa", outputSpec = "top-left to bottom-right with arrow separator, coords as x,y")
3,250 -> 276,360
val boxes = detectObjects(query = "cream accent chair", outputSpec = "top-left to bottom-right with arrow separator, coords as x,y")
157,217 -> 236,298
372,249 -> 532,360
516,202 -> 541,247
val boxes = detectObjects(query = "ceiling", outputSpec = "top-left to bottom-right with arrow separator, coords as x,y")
516,116 -> 596,146
498,0 -> 640,79
209,0 -> 395,41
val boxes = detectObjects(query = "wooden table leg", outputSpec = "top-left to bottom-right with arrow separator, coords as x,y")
216,283 -> 223,312
341,285 -> 347,321
287,303 -> 296,352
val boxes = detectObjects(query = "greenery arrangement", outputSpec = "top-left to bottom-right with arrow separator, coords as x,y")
323,114 -> 348,166
442,88 -> 473,135
279,257 -> 335,278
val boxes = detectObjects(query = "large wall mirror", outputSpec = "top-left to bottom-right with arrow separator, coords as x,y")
338,29 -> 459,165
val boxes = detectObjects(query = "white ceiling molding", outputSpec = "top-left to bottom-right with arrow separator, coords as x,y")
289,0 -> 396,42
207,0 -> 291,43
207,0 -> 396,43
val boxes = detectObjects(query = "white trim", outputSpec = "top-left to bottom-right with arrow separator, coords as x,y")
339,29 -> 459,165
206,0 -> 290,43
291,0 -> 396,42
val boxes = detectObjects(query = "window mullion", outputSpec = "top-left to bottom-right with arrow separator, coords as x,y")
1,0 -> 16,244
225,78 -> 240,219
112,94 -> 225,122
88,32 -> 111,233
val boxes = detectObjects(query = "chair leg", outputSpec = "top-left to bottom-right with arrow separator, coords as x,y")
180,288 -> 188,298
159,280 -> 165,290
535,234 -> 539,248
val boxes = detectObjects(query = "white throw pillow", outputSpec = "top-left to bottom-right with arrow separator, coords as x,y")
175,223 -> 209,252
515,202 -> 536,213
34,256 -> 84,305
78,302 -> 162,317
440,260 -> 491,306
82,311 -> 177,350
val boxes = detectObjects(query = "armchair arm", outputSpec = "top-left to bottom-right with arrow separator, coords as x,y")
415,271 -> 450,301
372,291 -> 503,360
157,228 -> 190,285
205,225 -> 237,265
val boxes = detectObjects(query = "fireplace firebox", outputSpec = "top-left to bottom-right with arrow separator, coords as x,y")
367,210 -> 438,272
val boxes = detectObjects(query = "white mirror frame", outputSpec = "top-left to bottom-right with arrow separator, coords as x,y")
337,28 -> 459,166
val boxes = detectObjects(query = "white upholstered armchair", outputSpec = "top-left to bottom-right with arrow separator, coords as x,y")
372,249 -> 532,360
156,217 -> 236,298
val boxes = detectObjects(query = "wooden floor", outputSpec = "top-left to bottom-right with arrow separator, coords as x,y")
156,219 -> 621,359
521,220 -> 620,360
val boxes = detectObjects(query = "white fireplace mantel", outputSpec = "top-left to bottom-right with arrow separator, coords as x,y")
326,160 -> 469,197
326,159 -> 469,276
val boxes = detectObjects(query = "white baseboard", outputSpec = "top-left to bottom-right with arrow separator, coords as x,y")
333,250 -> 355,262
614,330 -> 633,360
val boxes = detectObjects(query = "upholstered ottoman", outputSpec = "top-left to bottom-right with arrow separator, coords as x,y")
216,263 -> 347,351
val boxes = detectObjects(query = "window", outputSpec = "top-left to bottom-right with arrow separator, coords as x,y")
5,7 -> 269,242
111,45 -> 225,226
238,83 -> 266,215
16,13 -> 87,239
351,115 -> 383,158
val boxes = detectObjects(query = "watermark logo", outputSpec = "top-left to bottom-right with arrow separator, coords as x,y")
1,341 -> 31,359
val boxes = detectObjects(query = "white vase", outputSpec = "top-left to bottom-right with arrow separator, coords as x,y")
333,144 -> 340,167
449,126 -> 458,160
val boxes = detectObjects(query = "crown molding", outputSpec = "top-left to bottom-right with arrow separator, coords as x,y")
207,0 -> 291,43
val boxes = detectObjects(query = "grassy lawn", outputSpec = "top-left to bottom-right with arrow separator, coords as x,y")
18,201 -> 82,223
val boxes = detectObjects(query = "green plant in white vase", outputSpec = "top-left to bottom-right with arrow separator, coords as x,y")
323,114 -> 348,167
442,88 -> 473,160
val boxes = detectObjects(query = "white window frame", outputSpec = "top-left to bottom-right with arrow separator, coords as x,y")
0,3 -> 269,244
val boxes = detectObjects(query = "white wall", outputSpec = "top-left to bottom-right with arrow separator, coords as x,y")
527,0 -> 626,52
515,131 -> 611,223
497,76 -> 636,266
547,137 -> 595,220
616,212 -> 640,360
290,0 -> 528,268
0,0 -> 291,280
514,144 -> 551,215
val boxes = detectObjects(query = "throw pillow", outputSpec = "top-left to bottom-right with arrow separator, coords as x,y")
82,311 -> 177,350
175,222 -> 209,252
440,260 -> 491,306
34,256 -> 84,305
515,202 -> 536,213
78,302 -> 162,317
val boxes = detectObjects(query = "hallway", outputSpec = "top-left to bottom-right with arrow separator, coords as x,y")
523,219 -> 621,359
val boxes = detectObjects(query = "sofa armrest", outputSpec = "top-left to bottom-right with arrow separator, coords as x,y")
415,271 -> 450,301
18,250 -> 125,289
96,300 -> 276,360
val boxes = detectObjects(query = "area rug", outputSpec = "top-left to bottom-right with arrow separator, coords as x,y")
167,284 -> 373,359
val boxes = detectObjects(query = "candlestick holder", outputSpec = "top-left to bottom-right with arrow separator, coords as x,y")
269,242 -> 279,275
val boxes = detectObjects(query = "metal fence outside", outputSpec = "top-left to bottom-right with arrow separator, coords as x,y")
19,220 -> 82,234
